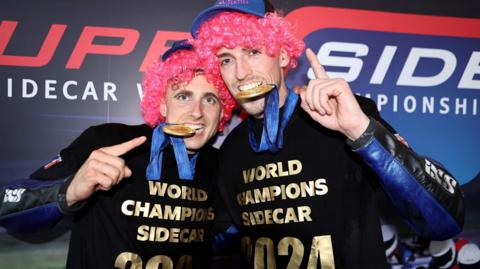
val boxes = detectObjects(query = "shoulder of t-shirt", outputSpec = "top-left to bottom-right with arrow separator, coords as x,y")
83,123 -> 152,141
61,123 -> 152,166
30,123 -> 152,179
219,120 -> 248,153
201,144 -> 219,157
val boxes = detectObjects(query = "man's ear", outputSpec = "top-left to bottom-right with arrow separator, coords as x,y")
159,99 -> 167,117
217,108 -> 225,131
279,48 -> 290,68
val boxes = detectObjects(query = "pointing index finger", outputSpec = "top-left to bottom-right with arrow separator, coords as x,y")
101,136 -> 147,156
306,48 -> 329,79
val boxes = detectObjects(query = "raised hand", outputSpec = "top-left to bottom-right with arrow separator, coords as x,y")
295,48 -> 370,141
66,136 -> 146,206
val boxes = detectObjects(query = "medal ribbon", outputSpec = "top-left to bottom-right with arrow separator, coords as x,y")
146,123 -> 199,180
248,86 -> 298,153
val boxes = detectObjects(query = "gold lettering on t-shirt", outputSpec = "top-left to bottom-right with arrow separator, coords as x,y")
242,169 -> 255,183
237,179 -> 329,206
121,200 -> 214,222
134,201 -> 151,217
145,256 -> 173,269
114,252 -> 143,269
137,225 -> 205,243
148,181 -> 208,201
255,237 -> 276,269
121,200 -> 135,216
114,253 -> 193,269
288,160 -> 302,175
241,206 -> 312,226
265,163 -> 277,178
163,205 -> 182,220
278,237 -> 304,268
241,237 -> 253,263
253,187 -> 273,203
277,162 -> 288,177
285,183 -> 300,199
148,204 -> 162,218
308,235 -> 335,269
242,160 -> 303,184
240,235 -> 336,269
255,166 -> 266,181
175,255 -> 193,269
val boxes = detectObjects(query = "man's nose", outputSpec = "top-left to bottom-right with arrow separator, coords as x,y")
190,99 -> 203,119
235,57 -> 251,81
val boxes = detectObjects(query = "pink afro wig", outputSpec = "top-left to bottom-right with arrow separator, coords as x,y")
141,48 -> 236,131
193,11 -> 305,76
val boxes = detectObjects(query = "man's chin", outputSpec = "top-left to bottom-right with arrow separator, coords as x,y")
186,145 -> 201,154
244,106 -> 265,119
239,100 -> 265,118
185,137 -> 207,152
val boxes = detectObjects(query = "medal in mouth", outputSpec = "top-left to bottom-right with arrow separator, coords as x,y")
236,83 -> 275,100
162,124 -> 196,137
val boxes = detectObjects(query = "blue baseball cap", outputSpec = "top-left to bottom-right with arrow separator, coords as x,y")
161,39 -> 193,62
191,0 -> 267,37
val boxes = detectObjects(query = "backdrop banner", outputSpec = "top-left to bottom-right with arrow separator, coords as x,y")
1,1 -> 479,268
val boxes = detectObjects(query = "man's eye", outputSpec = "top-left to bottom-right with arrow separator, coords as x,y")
204,96 -> 219,105
175,93 -> 189,101
220,58 -> 231,66
249,49 -> 261,56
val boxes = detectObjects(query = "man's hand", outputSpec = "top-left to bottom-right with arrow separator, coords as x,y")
66,136 -> 146,206
295,48 -> 370,141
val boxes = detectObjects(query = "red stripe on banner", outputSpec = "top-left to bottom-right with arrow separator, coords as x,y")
0,21 -> 67,67
140,30 -> 191,72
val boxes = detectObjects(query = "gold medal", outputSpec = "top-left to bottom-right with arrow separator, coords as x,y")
235,84 -> 275,99
162,124 -> 196,137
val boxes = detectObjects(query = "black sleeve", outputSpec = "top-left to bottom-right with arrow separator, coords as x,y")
30,123 -> 149,179
0,123 -> 151,233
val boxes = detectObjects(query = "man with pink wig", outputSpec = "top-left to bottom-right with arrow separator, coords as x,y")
0,40 -> 238,268
191,1 -> 464,268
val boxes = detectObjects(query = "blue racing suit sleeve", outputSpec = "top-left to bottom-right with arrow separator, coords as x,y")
0,177 -> 82,233
348,118 -> 464,240
213,225 -> 239,252
213,225 -> 240,252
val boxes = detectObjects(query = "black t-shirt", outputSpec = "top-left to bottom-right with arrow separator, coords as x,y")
37,123 -> 222,269
218,96 -> 395,269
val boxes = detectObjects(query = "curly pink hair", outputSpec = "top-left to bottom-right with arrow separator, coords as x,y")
141,48 -> 235,131
192,11 -> 305,76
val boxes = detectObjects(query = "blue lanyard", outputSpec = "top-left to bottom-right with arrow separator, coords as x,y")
146,123 -> 199,180
247,86 -> 299,153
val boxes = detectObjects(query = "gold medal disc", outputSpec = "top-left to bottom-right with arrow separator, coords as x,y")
162,124 -> 196,137
236,84 -> 275,100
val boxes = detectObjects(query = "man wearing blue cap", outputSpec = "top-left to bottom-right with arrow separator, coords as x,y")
192,0 -> 464,268
0,41 -> 238,268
